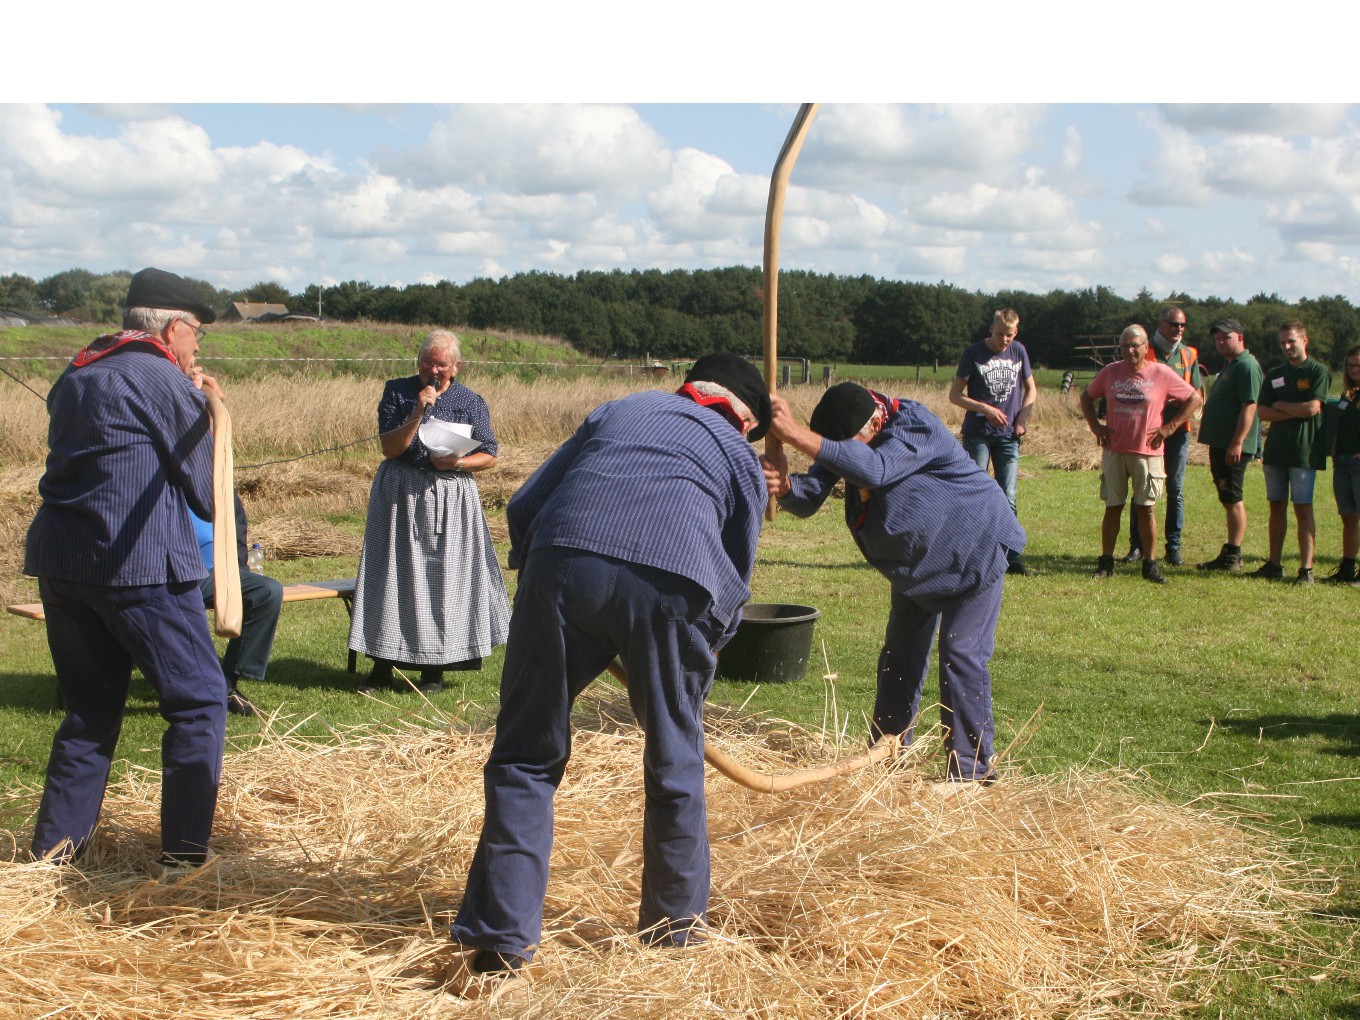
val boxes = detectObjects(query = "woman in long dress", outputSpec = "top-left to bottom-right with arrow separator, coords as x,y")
348,330 -> 510,693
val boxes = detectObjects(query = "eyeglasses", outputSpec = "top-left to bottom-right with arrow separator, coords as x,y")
1160,320 -> 1187,330
180,318 -> 206,342
1122,342 -> 1148,351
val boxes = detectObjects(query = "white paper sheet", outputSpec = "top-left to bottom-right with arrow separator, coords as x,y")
418,419 -> 481,457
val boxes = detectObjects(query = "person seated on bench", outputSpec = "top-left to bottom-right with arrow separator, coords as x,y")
191,492 -> 283,717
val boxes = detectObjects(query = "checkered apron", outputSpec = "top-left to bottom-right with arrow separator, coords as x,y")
348,459 -> 510,665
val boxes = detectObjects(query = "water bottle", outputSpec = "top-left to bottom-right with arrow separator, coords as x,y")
247,543 -> 265,574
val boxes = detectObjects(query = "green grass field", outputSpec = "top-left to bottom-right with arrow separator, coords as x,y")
1,460 -> 1356,1016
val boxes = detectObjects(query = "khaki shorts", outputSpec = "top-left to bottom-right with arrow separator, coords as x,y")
1100,450 -> 1165,507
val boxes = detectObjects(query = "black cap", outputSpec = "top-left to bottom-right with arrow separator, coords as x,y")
685,352 -> 772,442
1210,317 -> 1244,336
810,382 -> 877,441
124,268 -> 217,324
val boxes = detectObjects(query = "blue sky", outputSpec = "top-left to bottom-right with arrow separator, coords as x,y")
4,5 -> 1355,304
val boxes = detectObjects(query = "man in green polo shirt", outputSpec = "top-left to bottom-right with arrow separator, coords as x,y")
1253,321 -> 1331,584
1197,319 -> 1263,573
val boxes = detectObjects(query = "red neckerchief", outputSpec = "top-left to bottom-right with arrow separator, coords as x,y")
677,383 -> 746,432
71,330 -> 179,369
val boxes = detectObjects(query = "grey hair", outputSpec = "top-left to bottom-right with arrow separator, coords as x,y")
1120,324 -> 1148,345
687,379 -> 755,427
123,307 -> 186,333
857,406 -> 885,439
1157,306 -> 1185,323
418,329 -> 461,366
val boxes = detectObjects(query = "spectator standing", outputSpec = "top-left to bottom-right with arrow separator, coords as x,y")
949,307 -> 1036,575
1079,326 -> 1201,583
1253,321 -> 1330,584
1324,345 -> 1360,585
1121,306 -> 1203,566
1196,320 -> 1263,573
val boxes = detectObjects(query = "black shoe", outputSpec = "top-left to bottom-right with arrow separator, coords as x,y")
1006,558 -> 1030,576
1197,545 -> 1243,573
1093,554 -> 1116,579
418,679 -> 445,694
1119,547 -> 1143,564
1322,562 -> 1357,584
1293,567 -> 1314,586
1250,561 -> 1284,580
356,673 -> 388,694
226,685 -> 259,717
1142,559 -> 1168,585
1164,548 -> 1183,567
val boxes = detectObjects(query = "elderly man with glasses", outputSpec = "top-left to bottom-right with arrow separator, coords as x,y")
25,267 -> 231,873
1120,307 -> 1204,566
1080,325 -> 1203,584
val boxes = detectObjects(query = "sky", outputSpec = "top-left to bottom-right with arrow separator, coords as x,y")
4,5 -> 1358,305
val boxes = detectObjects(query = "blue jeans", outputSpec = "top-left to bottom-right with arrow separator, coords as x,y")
452,548 -> 723,961
1128,427 -> 1189,553
963,433 -> 1020,513
199,569 -> 284,681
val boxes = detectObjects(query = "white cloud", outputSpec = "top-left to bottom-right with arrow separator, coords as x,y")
916,182 -> 1077,232
382,104 -> 670,195
1159,104 -> 1349,136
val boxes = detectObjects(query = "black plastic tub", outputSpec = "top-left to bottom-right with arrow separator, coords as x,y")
715,603 -> 821,683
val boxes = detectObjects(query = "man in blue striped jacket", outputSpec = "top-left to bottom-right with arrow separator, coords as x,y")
25,268 -> 228,871
765,383 -> 1026,789
448,352 -> 772,997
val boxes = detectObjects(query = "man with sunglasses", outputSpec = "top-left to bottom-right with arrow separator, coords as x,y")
25,267 -> 230,873
1120,307 -> 1203,566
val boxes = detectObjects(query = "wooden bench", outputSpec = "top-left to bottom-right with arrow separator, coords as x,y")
6,578 -> 362,672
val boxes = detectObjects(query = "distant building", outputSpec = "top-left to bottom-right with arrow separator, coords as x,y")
0,309 -> 81,327
221,301 -> 291,323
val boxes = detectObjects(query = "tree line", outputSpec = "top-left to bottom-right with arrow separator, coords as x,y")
5,267 -> 1358,371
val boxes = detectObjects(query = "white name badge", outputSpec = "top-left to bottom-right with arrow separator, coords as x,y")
1271,376 -> 1285,389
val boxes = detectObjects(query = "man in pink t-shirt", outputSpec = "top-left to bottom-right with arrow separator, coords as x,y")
1080,325 -> 1203,584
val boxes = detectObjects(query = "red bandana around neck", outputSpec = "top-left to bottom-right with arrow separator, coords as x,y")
71,330 -> 179,369
677,383 -> 746,433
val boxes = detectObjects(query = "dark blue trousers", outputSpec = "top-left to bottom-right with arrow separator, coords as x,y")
199,569 -> 283,681
451,548 -> 722,961
869,574 -> 1004,781
31,577 -> 228,861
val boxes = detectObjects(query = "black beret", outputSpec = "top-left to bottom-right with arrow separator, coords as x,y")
810,382 -> 877,441
685,352 -> 772,442
124,267 -> 217,324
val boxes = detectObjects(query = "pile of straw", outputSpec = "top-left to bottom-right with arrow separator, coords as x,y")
0,690 -> 1327,1019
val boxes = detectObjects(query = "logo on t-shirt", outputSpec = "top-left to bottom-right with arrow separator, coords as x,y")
1111,377 -> 1152,406
979,359 -> 1021,402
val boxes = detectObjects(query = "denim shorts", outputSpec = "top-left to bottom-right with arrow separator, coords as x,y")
1334,453 -> 1360,515
1263,464 -> 1316,504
